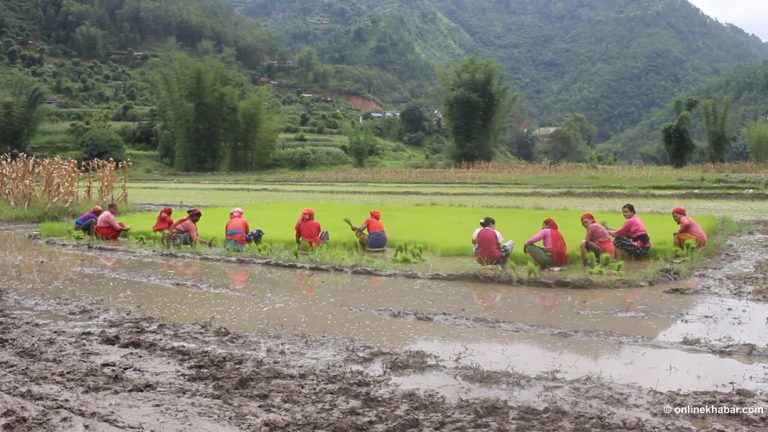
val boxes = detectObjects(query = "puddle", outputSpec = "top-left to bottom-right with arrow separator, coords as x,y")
1,231 -> 766,394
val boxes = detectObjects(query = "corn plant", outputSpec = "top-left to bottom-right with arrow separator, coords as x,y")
0,153 -> 131,209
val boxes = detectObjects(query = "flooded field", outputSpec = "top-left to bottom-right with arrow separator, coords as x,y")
1,226 -> 767,430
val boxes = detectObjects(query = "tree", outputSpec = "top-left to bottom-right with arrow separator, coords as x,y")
662,98 -> 698,168
230,90 -> 279,170
744,120 -> 768,162
348,128 -> 376,167
400,104 -> 430,135
510,127 -> 535,161
295,47 -> 319,85
0,73 -> 47,153
561,113 -> 596,148
77,127 -> 125,160
441,58 -> 508,164
536,127 -> 582,162
701,96 -> 733,163
152,53 -> 237,171
72,23 -> 106,59
535,113 -> 595,162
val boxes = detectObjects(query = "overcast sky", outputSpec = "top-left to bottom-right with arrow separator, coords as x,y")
688,0 -> 768,41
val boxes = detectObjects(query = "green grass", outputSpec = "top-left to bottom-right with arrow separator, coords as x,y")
111,203 -> 716,263
0,201 -> 90,223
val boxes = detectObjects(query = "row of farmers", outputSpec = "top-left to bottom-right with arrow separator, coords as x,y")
472,203 -> 706,269
74,203 -> 707,268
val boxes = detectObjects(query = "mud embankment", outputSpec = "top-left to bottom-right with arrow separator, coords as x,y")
36,237 -> 625,289
1,290 -> 766,431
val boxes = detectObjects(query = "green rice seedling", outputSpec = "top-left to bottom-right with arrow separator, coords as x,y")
40,221 -> 73,238
586,252 -> 597,268
117,203 -> 718,263
391,242 -> 426,263
527,261 -> 540,278
589,253 -> 625,276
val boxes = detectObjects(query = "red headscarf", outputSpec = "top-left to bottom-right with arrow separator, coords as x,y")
299,208 -> 314,222
672,207 -> 686,216
545,218 -> 568,266
370,210 -> 381,220
171,209 -> 201,228
153,207 -> 174,231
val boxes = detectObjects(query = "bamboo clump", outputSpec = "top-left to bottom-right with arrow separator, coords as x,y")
0,153 -> 131,209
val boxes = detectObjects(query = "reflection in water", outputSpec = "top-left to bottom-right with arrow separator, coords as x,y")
162,261 -> 199,279
297,271 -> 318,297
97,255 -> 118,267
620,288 -> 646,310
577,292 -> 607,311
227,268 -> 251,290
534,293 -> 561,312
472,286 -> 503,308
0,231 -> 765,392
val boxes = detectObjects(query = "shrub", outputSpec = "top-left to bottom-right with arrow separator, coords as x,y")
77,127 -> 125,160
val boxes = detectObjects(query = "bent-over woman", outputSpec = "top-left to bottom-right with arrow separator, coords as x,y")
524,218 -> 568,269
351,209 -> 387,249
672,207 -> 707,249
167,209 -> 208,246
579,213 -> 616,265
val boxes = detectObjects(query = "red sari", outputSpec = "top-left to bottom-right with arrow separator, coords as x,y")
546,218 -> 568,266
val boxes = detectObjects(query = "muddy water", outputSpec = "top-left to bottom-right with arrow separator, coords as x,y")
1,231 -> 766,394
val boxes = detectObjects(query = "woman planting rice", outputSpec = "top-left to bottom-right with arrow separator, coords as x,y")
152,207 -> 174,232
225,207 -> 251,251
672,207 -> 707,249
524,218 -> 568,269
350,210 -> 388,250
295,208 -> 329,250
609,204 -> 651,258
579,213 -> 616,265
167,209 -> 209,246
74,205 -> 102,236
95,203 -> 130,240
474,216 -> 514,266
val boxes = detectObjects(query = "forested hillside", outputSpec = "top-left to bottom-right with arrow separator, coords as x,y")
233,0 -> 768,143
603,61 -> 768,162
2,0 -> 768,167
1,0 -> 279,67
230,0 -> 475,103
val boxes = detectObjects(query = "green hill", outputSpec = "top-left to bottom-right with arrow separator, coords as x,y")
603,61 -> 768,162
232,0 -> 768,144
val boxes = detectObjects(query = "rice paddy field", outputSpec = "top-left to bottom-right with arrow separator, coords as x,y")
38,163 -> 768,269
115,202 -> 717,262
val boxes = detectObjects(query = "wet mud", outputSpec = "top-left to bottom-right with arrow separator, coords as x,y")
35,236 -> 624,289
1,225 -> 768,430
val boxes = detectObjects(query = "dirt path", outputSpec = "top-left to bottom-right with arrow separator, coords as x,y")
1,225 -> 767,430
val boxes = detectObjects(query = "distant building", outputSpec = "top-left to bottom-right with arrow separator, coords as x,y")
533,127 -> 558,138
265,60 -> 293,67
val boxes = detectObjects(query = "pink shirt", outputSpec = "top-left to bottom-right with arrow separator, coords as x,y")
586,223 -> 611,243
173,219 -> 199,241
526,229 -> 552,248
96,211 -> 122,230
612,215 -> 647,239
679,216 -> 707,247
